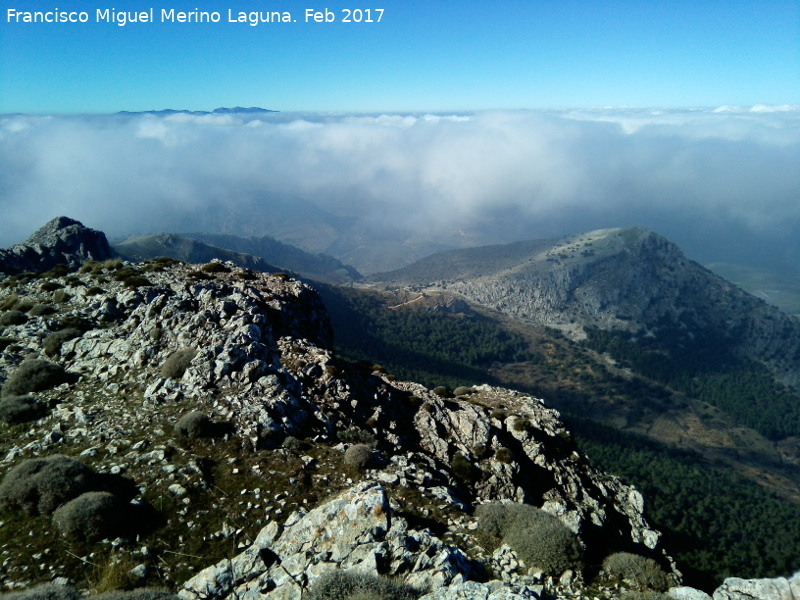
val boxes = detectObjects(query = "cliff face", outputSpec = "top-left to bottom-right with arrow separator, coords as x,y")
0,217 -> 114,274
371,227 -> 800,386
0,255 -> 674,598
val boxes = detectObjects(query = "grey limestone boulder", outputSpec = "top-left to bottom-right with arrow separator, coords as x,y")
179,481 -> 476,600
712,573 -> 800,600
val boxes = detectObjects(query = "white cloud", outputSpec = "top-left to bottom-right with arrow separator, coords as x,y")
0,107 -> 798,271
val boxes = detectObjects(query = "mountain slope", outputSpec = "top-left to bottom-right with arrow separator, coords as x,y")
114,233 -> 280,273
0,254 -> 677,598
370,227 -> 800,387
183,232 -> 361,284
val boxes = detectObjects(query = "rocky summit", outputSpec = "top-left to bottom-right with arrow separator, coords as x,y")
0,220 -> 795,600
0,217 -> 113,275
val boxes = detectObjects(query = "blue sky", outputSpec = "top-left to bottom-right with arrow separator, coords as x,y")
1,0 -> 798,113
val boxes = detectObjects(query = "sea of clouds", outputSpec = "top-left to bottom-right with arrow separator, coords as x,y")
1,106 -> 798,271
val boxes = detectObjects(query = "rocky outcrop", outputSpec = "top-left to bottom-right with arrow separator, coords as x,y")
0,255 -> 676,595
0,216 -> 113,274
712,573 -> 800,600
179,481 -> 476,600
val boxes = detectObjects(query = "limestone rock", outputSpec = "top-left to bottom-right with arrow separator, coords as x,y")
712,573 -> 800,600
179,481 -> 475,600
668,587 -> 713,600
0,216 -> 113,274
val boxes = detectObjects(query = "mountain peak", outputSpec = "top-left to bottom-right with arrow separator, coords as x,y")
0,216 -> 113,274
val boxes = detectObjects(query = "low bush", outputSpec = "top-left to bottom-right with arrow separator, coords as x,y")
476,502 -> 582,576
432,386 -> 453,398
201,262 -> 230,273
283,436 -> 311,453
1,359 -> 70,397
12,298 -> 34,312
52,491 -> 127,541
0,310 -> 28,326
344,443 -> 374,471
337,427 -> 377,445
28,303 -> 57,317
0,294 -> 19,311
43,328 -> 83,357
174,411 -> 215,438
0,336 -> 17,351
451,451 -> 478,482
494,447 -> 514,464
160,348 -> 197,379
304,570 -> 419,600
0,455 -> 100,515
57,315 -> 94,331
1,358 -> 70,397
0,582 -> 82,600
453,386 -> 473,396
0,395 -> 45,424
40,281 -> 64,292
602,552 -> 670,592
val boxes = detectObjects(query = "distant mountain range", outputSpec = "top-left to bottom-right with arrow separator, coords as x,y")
116,107 -> 278,116
114,231 -> 361,285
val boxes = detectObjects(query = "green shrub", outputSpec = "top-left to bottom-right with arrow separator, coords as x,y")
0,582 -> 82,600
201,262 -> 230,273
476,502 -> 582,576
56,315 -> 94,331
451,451 -> 478,481
0,395 -> 46,424
453,386 -> 473,396
121,275 -> 153,289
337,427 -> 377,445
1,358 -> 70,397
474,502 -> 508,546
43,328 -> 82,357
490,409 -> 508,421
12,298 -> 34,312
0,294 -> 19,311
0,310 -> 28,326
52,491 -> 126,541
160,348 -> 196,379
283,436 -> 311,453
303,570 -> 419,600
40,264 -> 70,278
86,286 -> 105,296
52,290 -> 70,303
174,411 -> 214,438
494,447 -> 514,463
39,281 -> 63,292
344,444 -> 374,471
504,507 -> 582,575
28,303 -> 57,317
433,386 -> 453,398
0,455 -> 99,515
0,336 -> 17,351
602,552 -> 670,592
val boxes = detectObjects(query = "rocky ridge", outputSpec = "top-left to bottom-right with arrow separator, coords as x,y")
0,217 -> 113,275
0,218 -> 796,600
370,227 -> 800,386
0,253 -> 680,599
